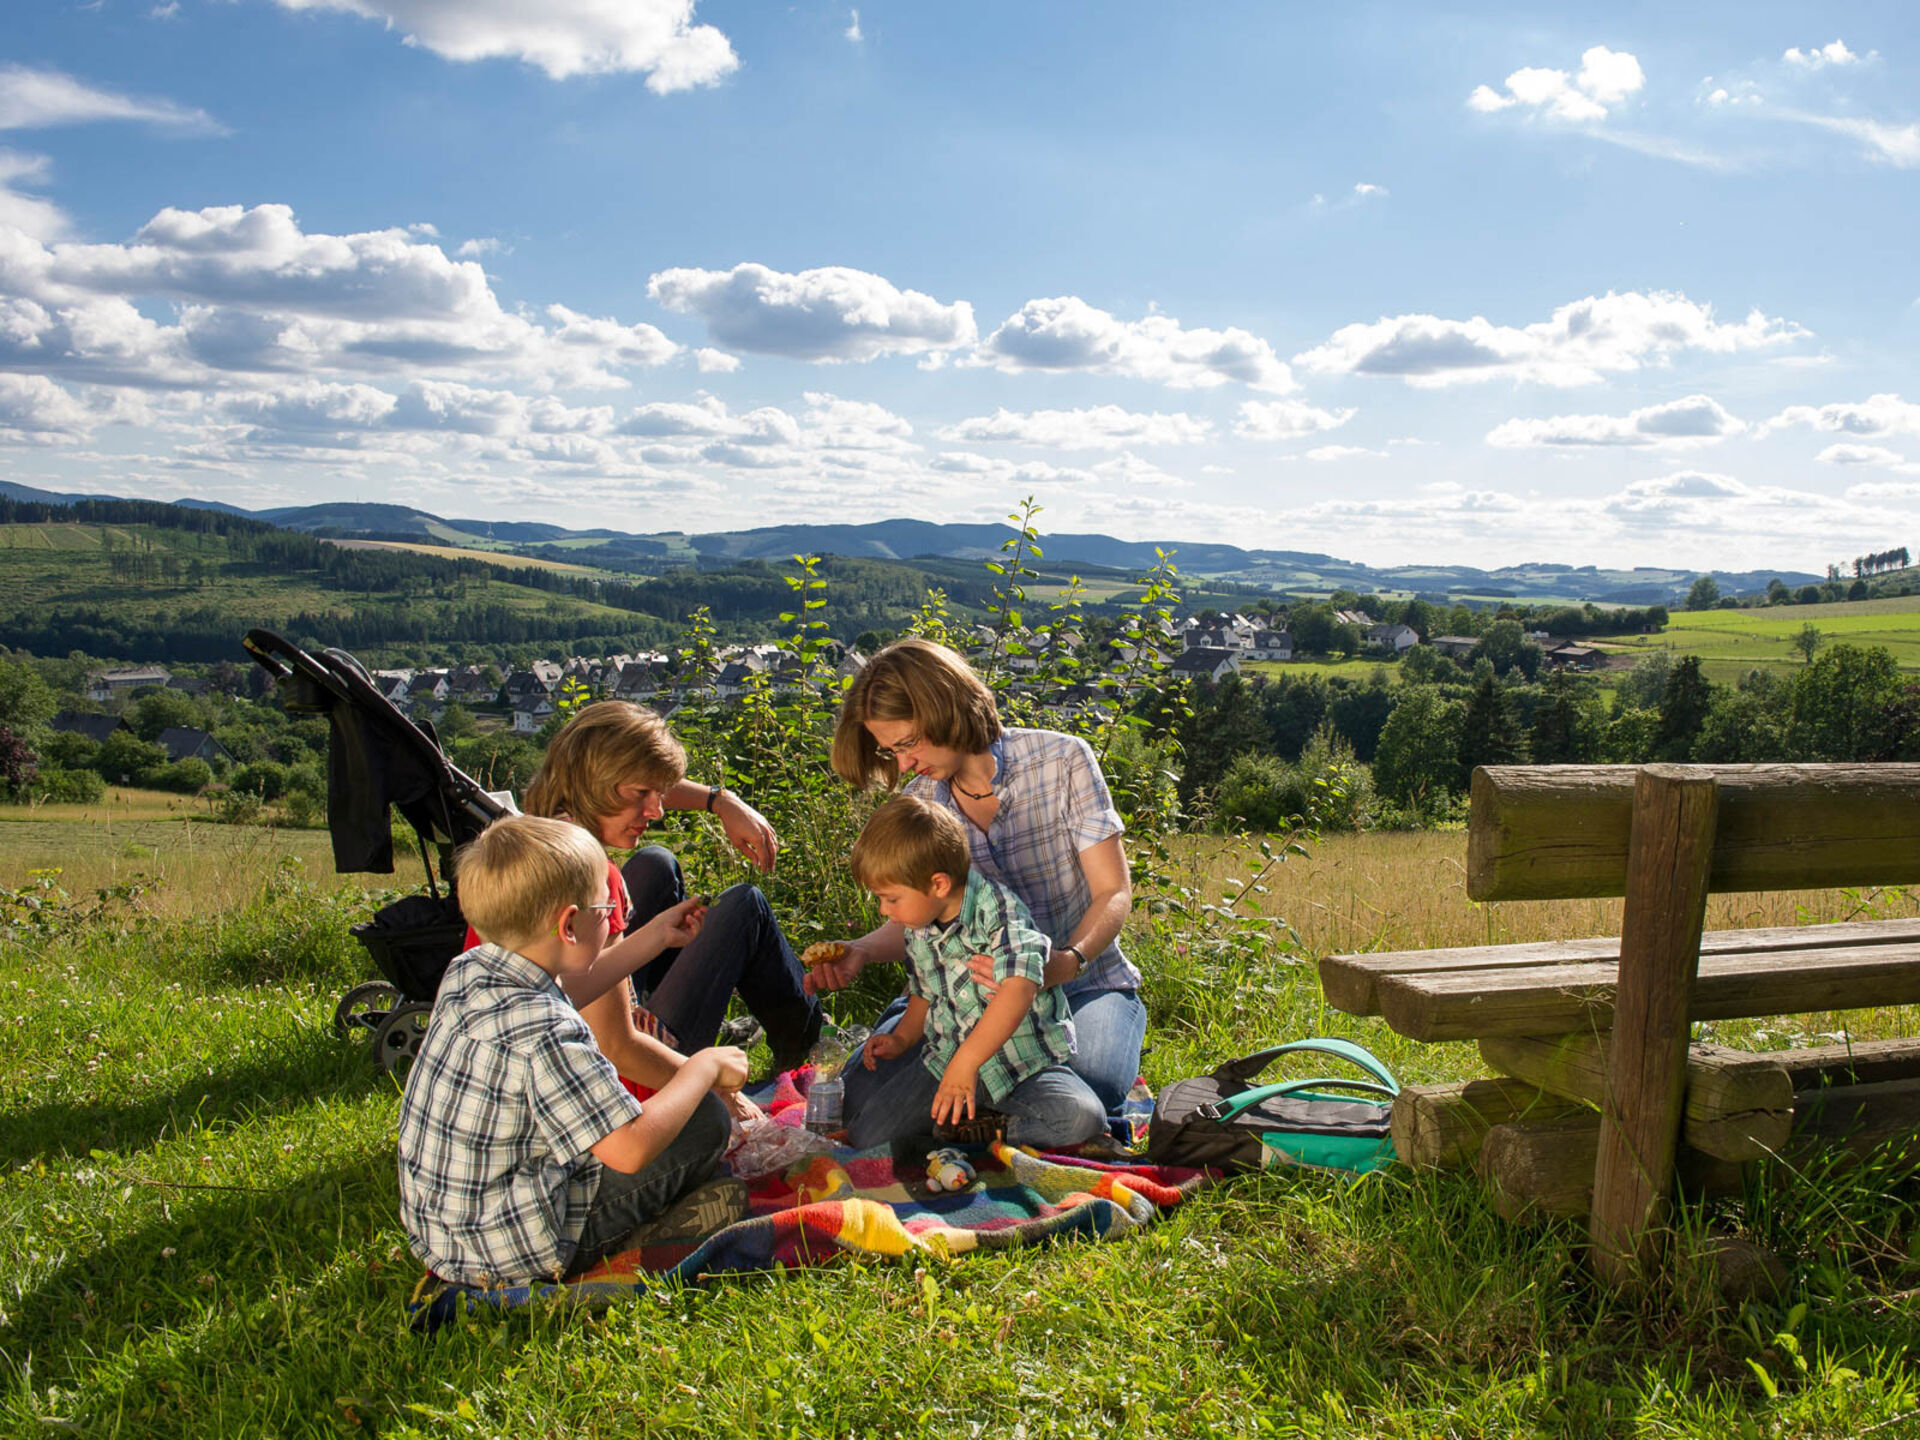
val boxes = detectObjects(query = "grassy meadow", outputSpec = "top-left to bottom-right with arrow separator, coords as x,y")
4,803 -> 1920,1438
1601,595 -> 1920,682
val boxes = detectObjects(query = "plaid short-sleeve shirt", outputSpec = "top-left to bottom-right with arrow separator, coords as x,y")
907,727 -> 1140,996
903,871 -> 1076,1103
397,943 -> 641,1286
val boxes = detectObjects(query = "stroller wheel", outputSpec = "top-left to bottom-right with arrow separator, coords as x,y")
373,1002 -> 433,1078
334,981 -> 401,1038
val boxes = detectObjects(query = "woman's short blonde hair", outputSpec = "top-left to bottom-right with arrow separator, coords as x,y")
831,638 -> 1002,791
523,701 -> 687,836
849,794 -> 971,893
456,815 -> 605,949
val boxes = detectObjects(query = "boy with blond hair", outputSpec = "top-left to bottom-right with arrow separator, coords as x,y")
398,815 -> 748,1286
845,795 -> 1104,1152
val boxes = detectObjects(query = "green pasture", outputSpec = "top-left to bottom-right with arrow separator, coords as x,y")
1602,595 -> 1920,678
4,813 -> 1919,1437
0,521 -> 646,631
1242,657 -> 1399,685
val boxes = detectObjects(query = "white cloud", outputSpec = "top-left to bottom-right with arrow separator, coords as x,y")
693,346 -> 740,373
1233,398 -> 1355,440
1295,291 -> 1805,388
647,262 -> 976,362
1818,442 -> 1914,468
1784,40 -> 1866,69
455,237 -> 507,257
845,9 -> 862,42
0,65 -> 222,134
262,0 -> 738,89
1785,113 -> 1920,167
976,296 -> 1294,393
1486,394 -> 1746,448
1302,444 -> 1384,462
1468,46 -> 1645,124
1762,393 -> 1920,439
0,373 -> 101,441
935,404 -> 1211,450
0,151 -> 69,241
1352,182 -> 1387,199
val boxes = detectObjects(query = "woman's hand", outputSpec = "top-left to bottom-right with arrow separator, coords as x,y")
720,1088 -> 765,1125
964,952 -> 1001,997
647,896 -> 707,952
863,1030 -> 910,1069
802,939 -> 872,995
715,790 -> 780,874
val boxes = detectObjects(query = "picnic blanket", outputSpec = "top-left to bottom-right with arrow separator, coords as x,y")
409,1068 -> 1208,1333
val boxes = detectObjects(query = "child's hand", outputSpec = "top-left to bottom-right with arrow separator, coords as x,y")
803,939 -> 870,996
931,1061 -> 979,1125
863,1031 -> 909,1069
697,1045 -> 750,1093
649,896 -> 707,950
965,952 -> 1001,996
720,1088 -> 765,1125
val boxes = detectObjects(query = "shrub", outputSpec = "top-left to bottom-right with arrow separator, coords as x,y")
151,758 -> 214,794
28,765 -> 104,804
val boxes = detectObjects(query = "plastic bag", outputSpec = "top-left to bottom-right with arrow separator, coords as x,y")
724,1115 -> 834,1177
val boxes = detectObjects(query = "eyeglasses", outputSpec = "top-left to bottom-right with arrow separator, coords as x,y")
582,903 -> 619,923
873,733 -> 922,762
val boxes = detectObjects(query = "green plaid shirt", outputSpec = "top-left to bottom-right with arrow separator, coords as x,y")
903,871 -> 1076,1103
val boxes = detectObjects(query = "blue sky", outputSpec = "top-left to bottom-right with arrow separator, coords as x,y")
1,1 -> 1917,570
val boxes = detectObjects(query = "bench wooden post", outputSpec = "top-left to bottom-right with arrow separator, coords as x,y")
1589,766 -> 1719,1286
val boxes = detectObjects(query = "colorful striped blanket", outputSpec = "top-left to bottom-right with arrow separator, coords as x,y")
410,1068 -> 1207,1333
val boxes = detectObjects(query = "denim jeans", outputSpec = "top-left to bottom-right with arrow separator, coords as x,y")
621,847 -> 822,1072
843,1058 -> 1105,1152
567,1090 -> 729,1275
843,985 -> 1147,1130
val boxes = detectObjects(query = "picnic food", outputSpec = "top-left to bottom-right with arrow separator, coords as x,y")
800,941 -> 848,969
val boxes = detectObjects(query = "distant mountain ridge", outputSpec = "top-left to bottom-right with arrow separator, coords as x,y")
0,480 -> 1817,603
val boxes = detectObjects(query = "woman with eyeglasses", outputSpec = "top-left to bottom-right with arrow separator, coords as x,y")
516,702 -> 822,1111
814,638 -> 1146,1131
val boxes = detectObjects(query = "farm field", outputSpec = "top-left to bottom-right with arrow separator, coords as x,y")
1601,594 -> 1920,679
4,812 -> 1918,1436
330,539 -> 608,577
1242,657 -> 1398,685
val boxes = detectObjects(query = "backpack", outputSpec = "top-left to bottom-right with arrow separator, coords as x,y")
1145,1038 -> 1399,1174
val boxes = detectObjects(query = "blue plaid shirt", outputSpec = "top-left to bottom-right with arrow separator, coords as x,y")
908,727 -> 1139,997
397,943 -> 641,1286
904,871 -> 1075,1103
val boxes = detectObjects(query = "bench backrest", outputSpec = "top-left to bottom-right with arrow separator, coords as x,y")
1468,763 -> 1920,902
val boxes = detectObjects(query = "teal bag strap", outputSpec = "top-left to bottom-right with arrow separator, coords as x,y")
1201,1076 -> 1398,1124
1215,1038 -> 1400,1096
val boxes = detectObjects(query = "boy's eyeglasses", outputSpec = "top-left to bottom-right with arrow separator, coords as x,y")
581,903 -> 619,924
874,734 -> 922,761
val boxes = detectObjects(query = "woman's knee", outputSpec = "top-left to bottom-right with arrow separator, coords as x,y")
620,846 -> 683,925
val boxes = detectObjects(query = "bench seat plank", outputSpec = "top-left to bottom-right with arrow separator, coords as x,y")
1320,918 -> 1920,1017
1375,940 -> 1920,1041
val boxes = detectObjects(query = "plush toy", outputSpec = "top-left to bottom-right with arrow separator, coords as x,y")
924,1147 -> 977,1193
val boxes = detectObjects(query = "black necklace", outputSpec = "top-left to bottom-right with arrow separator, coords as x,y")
950,772 -> 995,801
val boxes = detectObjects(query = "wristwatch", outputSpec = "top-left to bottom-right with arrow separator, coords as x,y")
705,784 -> 723,812
1057,943 -> 1088,978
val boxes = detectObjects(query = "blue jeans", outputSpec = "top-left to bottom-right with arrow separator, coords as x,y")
844,1058 -> 1105,1151
567,1091 -> 729,1275
621,847 -> 822,1072
843,986 -> 1147,1130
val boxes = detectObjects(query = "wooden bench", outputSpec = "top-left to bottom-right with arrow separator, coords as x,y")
1321,762 -> 1920,1286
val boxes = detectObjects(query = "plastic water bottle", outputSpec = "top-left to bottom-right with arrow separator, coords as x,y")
804,1074 -> 844,1135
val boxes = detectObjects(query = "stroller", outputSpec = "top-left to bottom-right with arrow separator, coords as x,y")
242,629 -> 509,1074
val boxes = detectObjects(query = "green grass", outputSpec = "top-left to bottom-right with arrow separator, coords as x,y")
1601,596 -> 1920,679
0,521 -> 647,634
1243,658 -> 1399,685
4,827 -> 1919,1437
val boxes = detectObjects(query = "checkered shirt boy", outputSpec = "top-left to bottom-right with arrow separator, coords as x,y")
902,869 -> 1075,1103
907,727 -> 1141,996
397,942 -> 641,1286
